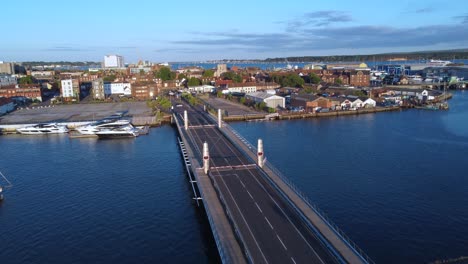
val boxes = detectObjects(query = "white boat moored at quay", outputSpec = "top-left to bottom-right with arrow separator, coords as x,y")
16,123 -> 69,135
95,124 -> 139,139
75,119 -> 130,135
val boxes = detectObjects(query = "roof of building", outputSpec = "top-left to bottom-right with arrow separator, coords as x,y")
0,96 -> 13,106
246,91 -> 284,100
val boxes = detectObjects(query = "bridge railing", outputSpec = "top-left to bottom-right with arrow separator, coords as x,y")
220,120 -> 375,264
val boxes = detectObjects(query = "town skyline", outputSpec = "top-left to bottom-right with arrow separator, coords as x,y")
2,0 -> 468,62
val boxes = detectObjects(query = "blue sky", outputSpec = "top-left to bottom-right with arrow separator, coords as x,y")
2,0 -> 468,62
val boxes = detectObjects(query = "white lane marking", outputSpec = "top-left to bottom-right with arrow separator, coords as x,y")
255,202 -> 263,213
216,169 -> 270,264
248,172 -> 326,264
265,217 -> 274,230
239,179 -> 246,188
277,234 -> 287,250
246,190 -> 254,199
291,257 -> 297,264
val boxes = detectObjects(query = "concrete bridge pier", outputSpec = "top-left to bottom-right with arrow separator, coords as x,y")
218,109 -> 222,128
203,142 -> 210,174
257,139 -> 264,168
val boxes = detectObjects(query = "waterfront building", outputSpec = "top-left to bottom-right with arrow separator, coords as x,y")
221,82 -> 257,94
349,70 -> 371,87
0,97 -> 15,115
290,94 -> 341,112
104,82 -> 132,97
0,61 -> 15,74
92,78 -> 105,100
245,91 -> 285,109
306,69 -> 371,87
128,66 -> 152,74
0,74 -> 17,88
103,55 -> 124,68
326,62 -> 368,70
362,97 -> 377,107
30,71 -> 55,81
423,66 -> 468,80
60,79 -> 80,101
188,85 -> 215,94
132,83 -> 156,100
79,74 -> 99,83
0,85 -> 42,101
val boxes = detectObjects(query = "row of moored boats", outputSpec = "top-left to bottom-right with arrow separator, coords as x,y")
16,118 -> 141,139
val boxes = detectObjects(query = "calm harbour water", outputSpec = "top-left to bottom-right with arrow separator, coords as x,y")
1,91 -> 468,263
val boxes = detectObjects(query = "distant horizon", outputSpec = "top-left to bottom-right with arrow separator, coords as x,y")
6,47 -> 468,64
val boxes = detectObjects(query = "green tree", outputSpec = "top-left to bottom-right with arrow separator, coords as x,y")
335,78 -> 343,85
155,66 -> 175,81
103,75 -> 116,82
188,77 -> 201,86
202,69 -> 215,78
178,73 -> 187,80
302,86 -> 313,94
283,74 -> 305,87
353,90 -> 367,97
19,76 -> 35,84
269,73 -> 304,88
239,97 -> 246,105
232,74 -> 242,83
309,72 -> 321,84
221,72 -> 242,83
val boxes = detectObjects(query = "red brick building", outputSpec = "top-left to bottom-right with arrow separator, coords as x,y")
0,84 -> 42,101
132,83 -> 157,100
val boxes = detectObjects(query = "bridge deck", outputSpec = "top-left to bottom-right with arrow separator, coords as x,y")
175,103 -> 370,264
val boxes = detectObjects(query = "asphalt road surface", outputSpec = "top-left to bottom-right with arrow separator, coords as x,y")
175,104 -> 340,264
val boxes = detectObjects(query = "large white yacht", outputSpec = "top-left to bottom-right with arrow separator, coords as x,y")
95,123 -> 139,139
75,119 -> 131,135
17,123 -> 69,135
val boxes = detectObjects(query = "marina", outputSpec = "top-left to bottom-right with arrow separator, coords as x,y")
0,91 -> 467,263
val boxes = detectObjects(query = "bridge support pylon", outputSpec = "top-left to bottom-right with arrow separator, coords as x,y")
184,110 -> 188,130
203,142 -> 210,174
218,109 -> 222,128
257,139 -> 264,168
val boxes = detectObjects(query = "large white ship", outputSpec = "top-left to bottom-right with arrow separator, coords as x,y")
95,124 -> 139,139
17,123 -> 69,135
76,119 -> 131,135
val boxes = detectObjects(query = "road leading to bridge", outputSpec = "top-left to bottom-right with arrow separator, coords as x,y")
175,104 -> 341,264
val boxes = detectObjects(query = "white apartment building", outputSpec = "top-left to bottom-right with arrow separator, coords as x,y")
221,85 -> 257,94
104,82 -> 132,96
103,55 -> 124,68
61,79 -> 75,98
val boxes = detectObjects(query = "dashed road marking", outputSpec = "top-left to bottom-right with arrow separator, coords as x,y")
265,217 -> 274,230
277,234 -> 287,250
255,202 -> 263,213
